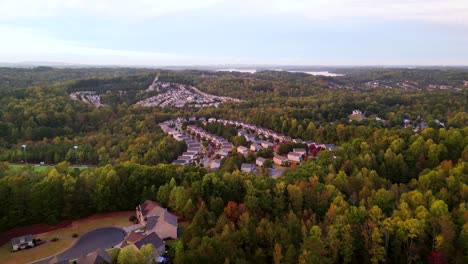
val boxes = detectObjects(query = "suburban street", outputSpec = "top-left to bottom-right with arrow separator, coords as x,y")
33,227 -> 125,264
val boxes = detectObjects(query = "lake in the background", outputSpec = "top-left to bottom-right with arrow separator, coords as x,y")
288,71 -> 344,76
216,69 -> 257,73
216,69 -> 344,76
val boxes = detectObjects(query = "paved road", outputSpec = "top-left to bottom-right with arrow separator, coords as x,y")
33,227 -> 125,263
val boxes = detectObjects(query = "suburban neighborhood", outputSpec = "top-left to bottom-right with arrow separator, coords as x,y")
159,116 -> 339,178
69,76 -> 243,109
136,79 -> 243,108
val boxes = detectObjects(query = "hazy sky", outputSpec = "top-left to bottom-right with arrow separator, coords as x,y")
1,0 -> 467,66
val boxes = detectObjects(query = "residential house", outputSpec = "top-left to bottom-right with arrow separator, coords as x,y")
201,157 -> 211,168
261,141 -> 274,149
256,157 -> 267,167
273,155 -> 289,166
349,110 -> 366,122
237,146 -> 249,155
250,143 -> 261,152
136,200 -> 178,240
288,152 -> 303,163
187,147 -> 200,153
210,159 -> 222,170
134,233 -> 165,252
177,156 -> 193,164
172,159 -> 190,165
218,149 -> 230,157
245,134 -> 256,142
76,248 -> 110,264
172,133 -> 185,141
11,234 -> 34,251
324,144 -> 338,151
238,129 -> 248,137
293,148 -> 307,156
181,152 -> 198,160
241,163 -> 256,173
268,168 -> 284,178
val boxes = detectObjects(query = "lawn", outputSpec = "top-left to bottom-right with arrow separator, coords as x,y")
0,211 -> 133,264
9,164 -> 91,172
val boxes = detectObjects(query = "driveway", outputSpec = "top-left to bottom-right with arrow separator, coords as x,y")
33,227 -> 125,263
122,223 -> 143,233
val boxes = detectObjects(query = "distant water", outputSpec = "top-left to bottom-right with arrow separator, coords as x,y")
288,71 -> 344,77
216,69 -> 257,73
215,69 -> 344,76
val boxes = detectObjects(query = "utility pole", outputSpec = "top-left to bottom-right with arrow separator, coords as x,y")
74,145 -> 78,165
21,144 -> 27,164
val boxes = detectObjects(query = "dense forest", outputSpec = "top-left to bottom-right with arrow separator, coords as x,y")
0,67 -> 466,263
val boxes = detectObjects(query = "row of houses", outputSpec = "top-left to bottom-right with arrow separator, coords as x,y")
185,125 -> 235,170
211,118 -> 338,152
161,119 -> 236,170
136,81 -> 242,108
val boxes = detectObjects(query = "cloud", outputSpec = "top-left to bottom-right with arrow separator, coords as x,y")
0,0 -> 467,25
0,25 -> 316,65
243,0 -> 468,25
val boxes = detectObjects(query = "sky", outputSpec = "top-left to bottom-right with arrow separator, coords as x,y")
0,0 -> 468,66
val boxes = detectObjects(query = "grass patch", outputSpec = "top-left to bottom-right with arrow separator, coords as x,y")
9,164 -> 90,172
0,211 -> 133,264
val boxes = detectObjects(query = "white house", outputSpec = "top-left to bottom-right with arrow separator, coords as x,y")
261,141 -> 274,149
288,152 -> 303,163
250,143 -> 261,152
273,155 -> 289,166
256,157 -> 267,167
293,148 -> 307,156
237,146 -> 249,155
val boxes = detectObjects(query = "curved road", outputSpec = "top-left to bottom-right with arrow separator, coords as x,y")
34,227 -> 125,263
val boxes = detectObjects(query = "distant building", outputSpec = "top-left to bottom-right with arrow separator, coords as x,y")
256,157 -> 267,167
268,168 -> 284,178
349,110 -> 365,122
237,146 -> 249,155
77,248 -> 110,264
250,143 -> 261,152
292,148 -> 307,156
273,155 -> 289,166
287,152 -> 303,163
241,163 -> 256,173
261,141 -> 274,149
